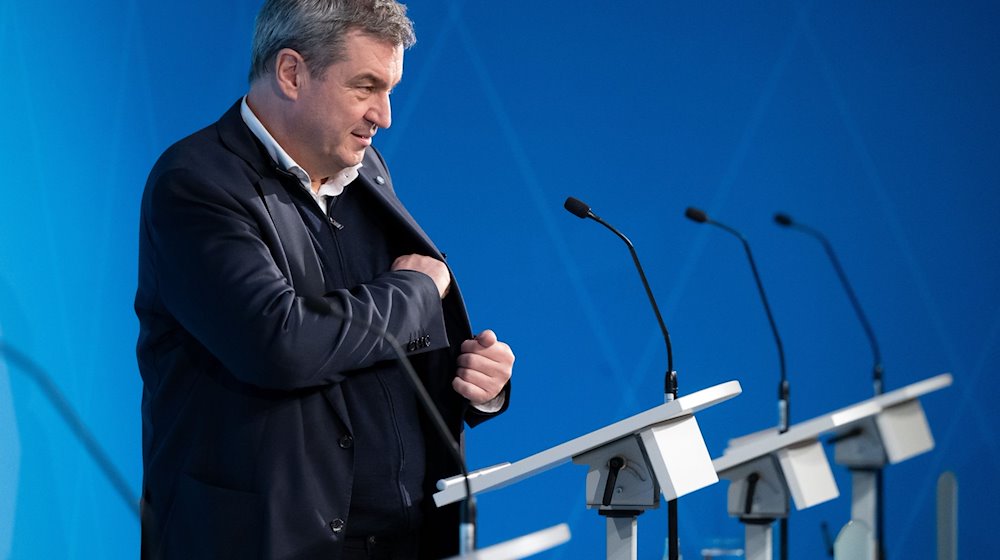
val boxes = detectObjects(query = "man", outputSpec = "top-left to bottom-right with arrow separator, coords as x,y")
135,1 -> 514,558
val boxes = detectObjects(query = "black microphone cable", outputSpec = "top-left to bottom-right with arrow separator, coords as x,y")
319,299 -> 478,554
0,340 -> 141,518
2,295 -> 481,555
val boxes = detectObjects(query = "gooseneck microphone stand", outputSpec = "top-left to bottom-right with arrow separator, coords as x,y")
774,212 -> 885,559
773,214 -> 883,394
685,207 -> 790,560
0,341 -> 141,518
564,197 -> 680,560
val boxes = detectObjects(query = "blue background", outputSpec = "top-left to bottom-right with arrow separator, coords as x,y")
1,0 -> 998,558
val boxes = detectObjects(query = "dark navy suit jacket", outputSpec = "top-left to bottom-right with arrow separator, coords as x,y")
135,101 -> 505,559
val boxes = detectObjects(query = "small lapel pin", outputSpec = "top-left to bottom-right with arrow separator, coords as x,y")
375,175 -> 386,185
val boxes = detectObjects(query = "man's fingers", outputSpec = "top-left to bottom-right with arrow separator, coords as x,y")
473,329 -> 497,348
454,367 -> 498,390
456,346 -> 513,371
391,253 -> 451,298
452,377 -> 491,404
452,367 -> 507,404
454,329 -> 513,404
459,338 -> 514,363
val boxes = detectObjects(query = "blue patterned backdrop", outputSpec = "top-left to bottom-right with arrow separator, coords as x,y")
2,0 -> 998,558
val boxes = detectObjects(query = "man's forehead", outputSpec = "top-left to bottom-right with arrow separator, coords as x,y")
336,32 -> 403,80
341,30 -> 404,59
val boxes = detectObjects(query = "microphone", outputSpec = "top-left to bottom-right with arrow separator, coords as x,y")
684,207 -> 708,223
773,212 -> 884,395
686,206 -> 792,560
774,212 -> 886,560
686,207 -> 789,430
564,196 -> 680,560
685,207 -> 789,431
563,196 -> 676,398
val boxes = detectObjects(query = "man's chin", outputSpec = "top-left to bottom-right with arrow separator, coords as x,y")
347,148 -> 367,164
330,152 -> 365,171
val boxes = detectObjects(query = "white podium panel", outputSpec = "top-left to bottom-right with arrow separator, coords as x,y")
640,415 -> 718,500
876,399 -> 934,463
776,440 -> 839,510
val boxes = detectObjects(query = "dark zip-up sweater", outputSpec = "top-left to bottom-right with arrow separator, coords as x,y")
288,175 -> 427,537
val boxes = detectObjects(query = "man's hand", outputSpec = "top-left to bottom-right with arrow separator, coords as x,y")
391,254 -> 451,299
453,329 -> 514,405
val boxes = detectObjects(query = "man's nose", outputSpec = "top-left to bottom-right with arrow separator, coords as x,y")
367,93 -> 391,129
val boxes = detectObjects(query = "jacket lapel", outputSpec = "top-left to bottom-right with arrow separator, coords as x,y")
355,158 -> 442,259
354,156 -> 473,338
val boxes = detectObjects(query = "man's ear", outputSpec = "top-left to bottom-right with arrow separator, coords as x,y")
273,48 -> 306,100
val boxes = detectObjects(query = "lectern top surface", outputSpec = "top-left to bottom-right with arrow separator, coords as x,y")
434,380 -> 742,506
871,373 -> 952,408
713,373 -> 952,473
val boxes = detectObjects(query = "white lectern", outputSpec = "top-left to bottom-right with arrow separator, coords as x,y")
831,373 -> 952,557
714,372 -> 952,560
713,400 -> 885,560
435,381 -> 742,560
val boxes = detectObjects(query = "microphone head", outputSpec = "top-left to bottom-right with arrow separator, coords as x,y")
564,197 -> 592,219
774,213 -> 794,226
684,207 -> 709,223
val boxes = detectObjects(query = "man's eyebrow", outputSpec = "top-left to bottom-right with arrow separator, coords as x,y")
350,72 -> 392,88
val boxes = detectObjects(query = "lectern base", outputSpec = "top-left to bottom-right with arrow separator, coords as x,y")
743,520 -> 774,560
603,512 -> 640,560
850,469 -> 877,533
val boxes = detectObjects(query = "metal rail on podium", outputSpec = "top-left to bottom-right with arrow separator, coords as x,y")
435,381 -> 742,560
441,523 -> 572,560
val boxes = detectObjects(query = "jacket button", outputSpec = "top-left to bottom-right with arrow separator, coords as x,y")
421,335 -> 431,348
329,518 -> 345,534
338,435 -> 354,449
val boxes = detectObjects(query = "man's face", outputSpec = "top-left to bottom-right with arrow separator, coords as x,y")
291,31 -> 403,179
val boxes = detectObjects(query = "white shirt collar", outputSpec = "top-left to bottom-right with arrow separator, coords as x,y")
240,96 -> 361,204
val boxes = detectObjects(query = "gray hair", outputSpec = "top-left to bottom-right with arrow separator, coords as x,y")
248,0 -> 416,83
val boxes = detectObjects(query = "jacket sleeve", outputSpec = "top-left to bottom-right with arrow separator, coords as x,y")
141,165 -> 450,391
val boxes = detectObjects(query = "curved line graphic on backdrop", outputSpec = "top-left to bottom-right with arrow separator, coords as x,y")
0,319 -> 21,559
